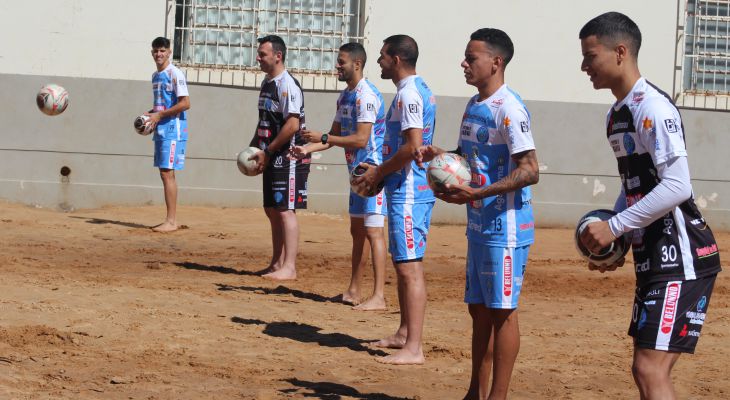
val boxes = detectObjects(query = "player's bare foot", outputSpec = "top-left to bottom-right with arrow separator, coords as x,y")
255,266 -> 278,276
330,293 -> 359,305
370,334 -> 406,349
151,221 -> 178,232
262,268 -> 296,281
352,295 -> 386,311
375,348 -> 425,365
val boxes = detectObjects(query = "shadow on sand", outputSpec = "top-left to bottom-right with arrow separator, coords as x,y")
231,317 -> 387,357
279,377 -> 414,400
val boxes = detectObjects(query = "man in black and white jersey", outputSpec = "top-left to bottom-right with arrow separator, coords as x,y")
249,35 -> 310,281
579,12 -> 721,399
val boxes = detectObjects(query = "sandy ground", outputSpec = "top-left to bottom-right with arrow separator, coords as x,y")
0,202 -> 728,399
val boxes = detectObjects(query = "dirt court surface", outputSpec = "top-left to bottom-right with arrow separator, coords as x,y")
0,202 -> 728,399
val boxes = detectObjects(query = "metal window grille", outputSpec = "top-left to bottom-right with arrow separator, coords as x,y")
168,0 -> 364,89
675,0 -> 730,110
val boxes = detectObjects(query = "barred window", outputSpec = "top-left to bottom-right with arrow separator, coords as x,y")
676,0 -> 730,110
170,0 -> 364,89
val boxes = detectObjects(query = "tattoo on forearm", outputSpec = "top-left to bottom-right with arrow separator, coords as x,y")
478,151 -> 539,199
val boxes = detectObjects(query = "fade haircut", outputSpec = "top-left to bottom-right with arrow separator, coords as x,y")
579,12 -> 642,58
339,42 -> 367,67
258,35 -> 287,62
470,28 -> 514,67
383,34 -> 418,67
152,37 -> 171,49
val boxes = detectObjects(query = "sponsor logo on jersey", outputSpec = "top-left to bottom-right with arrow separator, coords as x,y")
367,103 -> 375,111
679,324 -> 688,337
281,91 -> 288,98
662,216 -> 674,235
471,173 -> 486,186
519,221 -> 534,231
376,191 -> 383,206
696,243 -> 718,258
660,282 -> 681,334
642,117 -> 654,134
404,216 -> 414,250
461,124 -> 471,136
383,144 -> 391,156
611,121 -> 629,132
637,309 -> 647,330
477,126 -> 488,143
636,260 -> 650,272
623,133 -> 636,155
520,121 -> 529,132
503,255 -> 513,296
686,310 -> 706,325
408,104 -> 419,113
289,177 -> 296,204
627,176 -> 641,190
698,296 -> 707,311
491,98 -> 504,106
664,119 -> 678,133
169,141 -> 176,165
632,91 -> 645,103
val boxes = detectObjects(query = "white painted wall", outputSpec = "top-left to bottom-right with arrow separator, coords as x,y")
362,0 -> 676,104
0,0 -> 677,103
0,0 -> 165,81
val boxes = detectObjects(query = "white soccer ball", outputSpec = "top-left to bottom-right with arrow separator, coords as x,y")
133,115 -> 154,136
36,84 -> 69,116
574,209 -> 631,267
426,152 -> 471,192
349,162 -> 384,197
237,147 -> 261,176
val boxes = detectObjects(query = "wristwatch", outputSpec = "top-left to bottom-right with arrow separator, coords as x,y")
321,133 -> 329,145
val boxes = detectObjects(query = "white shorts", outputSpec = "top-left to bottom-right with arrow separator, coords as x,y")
351,213 -> 385,228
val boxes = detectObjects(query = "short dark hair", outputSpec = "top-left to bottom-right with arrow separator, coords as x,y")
258,35 -> 287,62
383,35 -> 418,67
339,42 -> 367,66
152,37 -> 171,49
579,12 -> 642,58
469,28 -> 514,67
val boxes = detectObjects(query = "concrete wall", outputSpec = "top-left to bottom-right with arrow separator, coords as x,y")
2,73 -> 728,229
1,0 -> 728,229
363,0 -> 677,103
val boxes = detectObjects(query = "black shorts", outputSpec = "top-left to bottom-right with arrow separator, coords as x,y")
262,166 -> 309,210
629,275 -> 717,354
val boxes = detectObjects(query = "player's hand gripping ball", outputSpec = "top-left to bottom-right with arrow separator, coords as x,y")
237,147 -> 262,176
133,115 -> 154,136
350,163 -> 384,197
575,209 -> 631,267
426,152 -> 471,192
36,84 -> 69,116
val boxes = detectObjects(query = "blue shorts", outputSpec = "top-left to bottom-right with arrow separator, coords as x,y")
154,140 -> 186,170
387,202 -> 433,262
464,243 -> 529,309
349,189 -> 387,216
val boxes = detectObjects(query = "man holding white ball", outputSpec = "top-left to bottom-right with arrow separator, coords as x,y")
145,37 -> 191,233
417,29 -> 539,399
290,42 -> 388,311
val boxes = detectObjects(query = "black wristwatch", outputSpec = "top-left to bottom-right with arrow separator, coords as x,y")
321,133 -> 329,145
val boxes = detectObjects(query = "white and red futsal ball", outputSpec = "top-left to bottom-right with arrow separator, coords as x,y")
426,152 -> 471,192
36,84 -> 69,116
236,147 -> 261,176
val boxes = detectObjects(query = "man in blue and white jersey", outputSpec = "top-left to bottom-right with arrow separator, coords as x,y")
291,42 -> 388,311
145,37 -> 191,233
354,34 -> 436,365
418,29 -> 539,398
